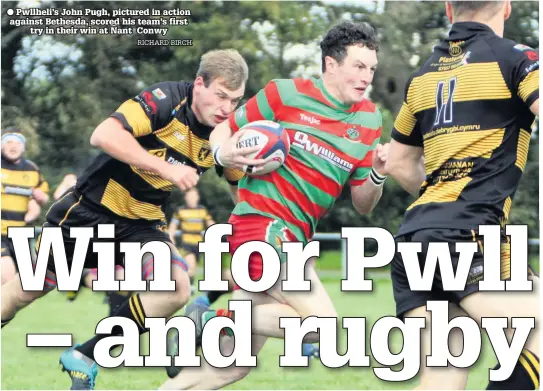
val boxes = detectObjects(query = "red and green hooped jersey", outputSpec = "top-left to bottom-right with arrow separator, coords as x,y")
228,77 -> 382,242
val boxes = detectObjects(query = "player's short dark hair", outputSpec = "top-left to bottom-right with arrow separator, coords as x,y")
449,1 -> 504,17
320,21 -> 379,73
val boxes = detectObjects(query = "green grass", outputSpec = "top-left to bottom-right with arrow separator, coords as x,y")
2,276 -> 505,390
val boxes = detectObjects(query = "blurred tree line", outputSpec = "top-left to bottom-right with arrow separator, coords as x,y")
1,1 -> 539,239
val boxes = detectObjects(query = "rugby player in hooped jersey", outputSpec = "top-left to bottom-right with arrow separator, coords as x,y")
161,20 -> 390,390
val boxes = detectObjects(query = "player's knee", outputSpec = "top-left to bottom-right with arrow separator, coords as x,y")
224,365 -> 252,383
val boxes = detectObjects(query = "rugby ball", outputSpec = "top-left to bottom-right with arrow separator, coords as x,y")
236,120 -> 290,175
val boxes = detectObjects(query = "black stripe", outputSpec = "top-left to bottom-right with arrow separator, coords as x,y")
522,351 -> 540,378
1,211 -> 27,222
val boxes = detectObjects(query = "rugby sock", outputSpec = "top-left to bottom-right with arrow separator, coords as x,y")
203,309 -> 234,336
75,293 -> 148,361
107,291 -> 130,317
486,349 -> 539,390
207,290 -> 226,305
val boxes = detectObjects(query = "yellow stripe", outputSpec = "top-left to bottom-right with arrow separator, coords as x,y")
224,167 -> 245,182
131,295 -> 146,328
100,179 -> 164,220
515,129 -> 531,171
1,220 -> 26,236
115,100 -> 152,137
424,129 -> 504,174
520,356 -> 539,389
182,233 -> 203,244
154,119 -> 215,167
408,177 -> 472,210
503,197 -> 512,221
518,69 -> 539,102
180,221 -> 205,232
1,194 -> 30,212
408,63 -> 511,114
500,242 -> 511,280
59,196 -> 82,226
1,169 -> 40,187
523,350 -> 540,374
128,297 -> 144,329
130,148 -> 175,191
178,209 -> 209,220
394,102 -> 416,136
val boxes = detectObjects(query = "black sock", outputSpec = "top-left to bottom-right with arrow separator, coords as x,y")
108,292 -> 130,317
487,349 -> 539,390
207,290 -> 225,305
1,317 -> 14,328
75,293 -> 147,361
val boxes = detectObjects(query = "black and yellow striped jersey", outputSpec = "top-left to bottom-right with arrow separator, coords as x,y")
392,22 -> 539,236
1,156 -> 49,236
172,205 -> 213,245
75,81 -> 245,222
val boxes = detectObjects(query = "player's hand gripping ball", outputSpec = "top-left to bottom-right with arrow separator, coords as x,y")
236,120 -> 290,175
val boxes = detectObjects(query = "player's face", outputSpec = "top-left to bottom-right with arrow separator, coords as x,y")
185,189 -> 199,207
335,45 -> 378,106
1,139 -> 25,162
193,76 -> 245,127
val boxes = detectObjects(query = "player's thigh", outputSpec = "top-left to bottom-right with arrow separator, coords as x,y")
459,237 -> 540,322
408,303 -> 469,390
1,256 -> 17,285
267,261 -> 337,318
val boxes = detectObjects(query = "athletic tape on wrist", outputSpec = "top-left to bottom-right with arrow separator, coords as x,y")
370,168 -> 387,186
213,145 -> 223,167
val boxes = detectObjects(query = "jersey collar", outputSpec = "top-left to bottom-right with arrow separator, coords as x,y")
448,21 -> 496,40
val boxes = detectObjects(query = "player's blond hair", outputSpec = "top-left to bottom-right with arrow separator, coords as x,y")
196,49 -> 249,90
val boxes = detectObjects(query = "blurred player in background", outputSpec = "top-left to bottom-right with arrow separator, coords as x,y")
1,127 -> 49,285
168,187 -> 215,294
384,1 -> 539,389
162,20 -> 388,389
1,49 -> 253,390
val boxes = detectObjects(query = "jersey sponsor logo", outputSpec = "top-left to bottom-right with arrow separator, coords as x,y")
3,186 -> 33,196
139,91 -> 157,114
449,40 -> 464,56
525,61 -> 539,74
152,88 -> 167,100
292,131 -> 353,172
167,156 -> 185,166
346,127 -> 359,140
300,113 -> 320,125
198,146 -> 211,161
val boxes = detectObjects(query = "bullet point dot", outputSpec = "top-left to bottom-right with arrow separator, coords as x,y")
7,9 -> 14,16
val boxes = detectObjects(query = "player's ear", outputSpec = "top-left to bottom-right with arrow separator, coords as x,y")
325,55 -> 338,74
503,0 -> 512,21
194,76 -> 205,88
445,1 -> 454,23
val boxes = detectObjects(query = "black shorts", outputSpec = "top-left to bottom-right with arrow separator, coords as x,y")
391,228 -> 538,319
1,236 -> 16,264
39,190 -> 171,273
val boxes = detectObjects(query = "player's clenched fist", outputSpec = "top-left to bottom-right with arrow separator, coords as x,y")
372,143 -> 390,176
161,164 -> 199,191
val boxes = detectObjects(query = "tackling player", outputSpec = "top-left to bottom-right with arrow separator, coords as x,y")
161,21 -> 389,389
384,1 -> 539,389
1,49 -> 256,390
1,128 -> 49,285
